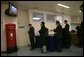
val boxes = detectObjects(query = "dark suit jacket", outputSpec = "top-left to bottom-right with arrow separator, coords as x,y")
54,25 -> 63,38
28,26 -> 35,38
39,26 -> 48,45
65,24 -> 69,32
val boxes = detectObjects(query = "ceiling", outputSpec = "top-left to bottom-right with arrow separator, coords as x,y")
2,1 -> 83,16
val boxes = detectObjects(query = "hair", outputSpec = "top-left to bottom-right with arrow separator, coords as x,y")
64,20 -> 68,22
41,21 -> 45,24
80,4 -> 83,8
56,21 -> 60,24
41,21 -> 45,26
80,4 -> 83,12
28,24 -> 32,26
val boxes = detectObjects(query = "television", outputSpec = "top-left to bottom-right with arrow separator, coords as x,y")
5,2 -> 18,17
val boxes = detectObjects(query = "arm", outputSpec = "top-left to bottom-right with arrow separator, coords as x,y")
65,24 -> 69,31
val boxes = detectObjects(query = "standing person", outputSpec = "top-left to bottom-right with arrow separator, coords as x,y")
54,21 -> 63,52
28,24 -> 35,50
39,21 -> 48,53
80,21 -> 83,47
76,24 -> 81,39
79,4 -> 83,48
63,20 -> 71,48
76,24 -> 82,47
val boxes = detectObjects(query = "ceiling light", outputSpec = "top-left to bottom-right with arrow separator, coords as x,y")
57,3 -> 70,8
33,17 -> 41,20
79,11 -> 81,12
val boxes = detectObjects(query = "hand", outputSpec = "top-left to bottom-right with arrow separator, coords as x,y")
50,30 -> 52,31
50,30 -> 54,31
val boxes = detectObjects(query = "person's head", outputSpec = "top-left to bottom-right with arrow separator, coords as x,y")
80,4 -> 83,12
56,21 -> 60,26
77,23 -> 80,27
64,20 -> 68,24
28,24 -> 32,28
41,21 -> 45,27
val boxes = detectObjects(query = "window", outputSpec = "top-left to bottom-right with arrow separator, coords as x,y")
46,14 -> 55,22
32,12 -> 44,21
55,16 -> 62,23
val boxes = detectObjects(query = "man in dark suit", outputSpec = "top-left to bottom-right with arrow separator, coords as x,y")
76,24 -> 81,39
39,21 -> 48,53
79,4 -> 83,48
76,24 -> 82,47
63,20 -> 71,48
54,21 -> 63,52
80,21 -> 83,47
28,24 -> 35,50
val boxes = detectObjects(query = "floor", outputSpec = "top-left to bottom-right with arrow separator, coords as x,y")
1,45 -> 83,56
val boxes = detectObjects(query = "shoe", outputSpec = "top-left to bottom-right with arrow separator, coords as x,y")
57,50 -> 62,52
41,51 -> 47,54
41,50 -> 47,53
65,46 -> 70,49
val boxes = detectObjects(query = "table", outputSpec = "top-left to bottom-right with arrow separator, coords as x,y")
35,34 -> 57,51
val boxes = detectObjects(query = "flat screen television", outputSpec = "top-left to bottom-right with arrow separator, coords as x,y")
5,2 -> 18,17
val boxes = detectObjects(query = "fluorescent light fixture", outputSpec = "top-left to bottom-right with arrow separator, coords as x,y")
57,3 -> 70,8
33,17 -> 41,20
79,11 -> 81,12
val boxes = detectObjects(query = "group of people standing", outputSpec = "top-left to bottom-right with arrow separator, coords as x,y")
51,20 -> 71,52
27,4 -> 83,53
75,4 -> 83,48
28,20 -> 71,53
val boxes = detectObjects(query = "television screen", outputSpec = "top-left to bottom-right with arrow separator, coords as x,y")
5,2 -> 17,17
9,4 -> 17,16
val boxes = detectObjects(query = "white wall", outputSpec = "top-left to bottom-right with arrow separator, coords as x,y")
17,10 -> 30,47
1,3 -> 30,51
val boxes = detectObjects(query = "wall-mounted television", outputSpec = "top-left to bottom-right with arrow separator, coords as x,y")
5,2 -> 18,17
